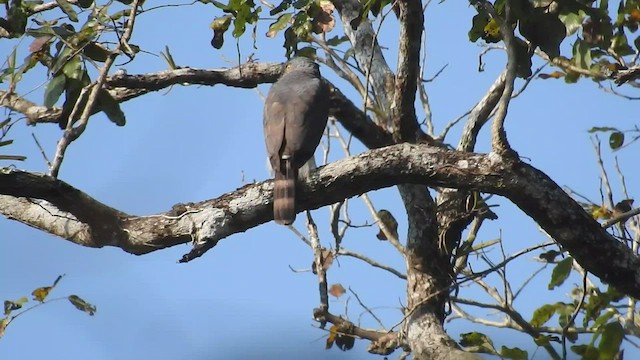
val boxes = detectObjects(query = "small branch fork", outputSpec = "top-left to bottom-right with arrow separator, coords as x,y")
303,212 -> 406,354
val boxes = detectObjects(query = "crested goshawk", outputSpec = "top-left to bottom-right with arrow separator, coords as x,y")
263,57 -> 330,225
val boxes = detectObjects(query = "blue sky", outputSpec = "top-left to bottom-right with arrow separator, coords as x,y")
2,1 -> 640,359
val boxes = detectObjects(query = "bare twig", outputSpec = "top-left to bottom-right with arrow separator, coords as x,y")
561,271 -> 588,359
602,207 -> 640,229
338,248 -> 407,280
31,132 -> 51,167
349,286 -> 386,329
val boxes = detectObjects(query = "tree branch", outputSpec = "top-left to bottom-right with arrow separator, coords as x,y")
313,308 -> 407,355
333,0 -> 395,111
473,0 -> 517,157
3,143 -> 640,297
458,71 -> 506,152
393,0 -> 423,142
3,63 -> 389,151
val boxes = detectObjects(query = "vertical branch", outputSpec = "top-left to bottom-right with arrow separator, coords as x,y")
308,212 -> 329,327
49,0 -> 142,177
393,0 -> 424,142
473,0 -> 517,157
458,71 -> 506,152
333,0 -> 395,110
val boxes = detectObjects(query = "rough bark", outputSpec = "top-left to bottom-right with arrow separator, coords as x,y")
3,144 -> 638,297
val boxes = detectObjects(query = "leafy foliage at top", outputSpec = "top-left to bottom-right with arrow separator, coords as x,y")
469,0 -> 640,83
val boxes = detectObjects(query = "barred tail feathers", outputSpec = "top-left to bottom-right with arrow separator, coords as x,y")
273,158 -> 296,225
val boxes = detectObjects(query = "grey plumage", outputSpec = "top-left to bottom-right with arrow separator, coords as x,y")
263,57 -> 330,225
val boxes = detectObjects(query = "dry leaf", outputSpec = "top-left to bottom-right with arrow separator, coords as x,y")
31,286 -> 52,303
0,318 -> 8,338
329,283 -> 346,298
591,204 -> 612,220
313,1 -> 335,34
312,249 -> 334,274
326,324 -> 338,349
335,333 -> 355,351
29,36 -> 52,53
613,199 -> 634,215
538,71 -> 565,79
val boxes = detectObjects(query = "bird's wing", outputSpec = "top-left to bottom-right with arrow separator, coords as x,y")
283,78 -> 329,169
263,96 -> 286,174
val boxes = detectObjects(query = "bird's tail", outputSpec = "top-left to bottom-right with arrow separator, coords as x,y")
274,158 -> 296,225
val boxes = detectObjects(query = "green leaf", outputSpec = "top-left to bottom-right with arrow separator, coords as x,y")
564,70 -> 580,83
530,303 -> 556,327
4,297 -> 28,316
295,46 -> 316,58
210,15 -> 233,49
459,332 -> 495,354
292,0 -> 309,9
44,74 -> 67,108
609,131 -> 624,150
266,13 -> 292,38
326,35 -> 348,46
593,311 -> 616,329
83,42 -> 110,62
270,0 -> 291,15
0,155 -> 27,161
573,39 -> 592,69
571,344 -> 600,360
160,45 -> 177,69
534,335 -> 558,346
0,118 -> 10,129
62,55 -> 82,80
588,126 -> 619,133
55,0 -> 79,22
469,13 -> 490,42
68,295 -> 97,316
97,89 -> 126,126
598,322 -> 624,360
559,11 -> 584,36
548,257 -> 573,290
500,346 -> 528,360
233,13 -> 246,37
7,1 -> 28,36
77,0 -> 94,8
611,31 -> 634,56
519,10 -> 566,58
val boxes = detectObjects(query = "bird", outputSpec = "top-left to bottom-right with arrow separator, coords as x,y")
263,57 -> 330,225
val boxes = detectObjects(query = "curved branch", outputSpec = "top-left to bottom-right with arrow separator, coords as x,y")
458,71 -> 506,152
473,0 -> 517,157
2,143 -> 640,298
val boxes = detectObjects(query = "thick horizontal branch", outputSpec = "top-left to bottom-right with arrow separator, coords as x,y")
2,144 -> 640,298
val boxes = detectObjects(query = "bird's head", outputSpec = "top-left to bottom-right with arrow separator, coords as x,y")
283,56 -> 321,77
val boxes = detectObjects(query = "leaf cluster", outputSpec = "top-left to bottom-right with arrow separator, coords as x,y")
1,275 -> 96,339
469,0 -> 640,83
